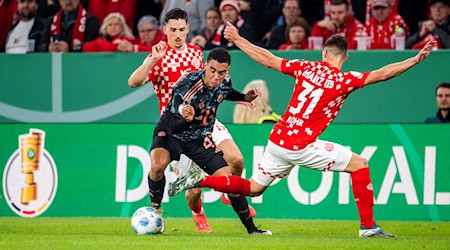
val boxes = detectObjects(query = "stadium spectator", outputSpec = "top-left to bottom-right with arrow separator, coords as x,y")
87,0 -> 136,29
279,17 -> 310,50
398,0 -> 429,35
190,7 -> 222,49
171,22 -> 436,238
425,82 -> 450,123
0,0 -> 17,52
238,0 -> 281,45
127,8 -> 261,234
159,0 -> 214,41
267,0 -> 302,49
5,0 -> 44,53
311,0 -> 366,50
406,0 -> 449,50
365,0 -> 409,49
125,15 -> 165,52
82,13 -> 134,52
233,79 -> 280,124
39,0 -> 100,52
38,0 -> 61,19
205,0 -> 256,50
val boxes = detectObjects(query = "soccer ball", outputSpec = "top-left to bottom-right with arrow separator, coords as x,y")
131,206 -> 163,235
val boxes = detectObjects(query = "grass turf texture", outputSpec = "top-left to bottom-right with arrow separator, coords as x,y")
0,218 -> 448,249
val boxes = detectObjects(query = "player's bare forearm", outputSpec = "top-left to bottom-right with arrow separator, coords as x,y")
365,57 -> 418,85
128,56 -> 157,88
364,40 -> 435,86
233,37 -> 282,71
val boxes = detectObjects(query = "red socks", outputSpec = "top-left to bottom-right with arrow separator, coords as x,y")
188,198 -> 203,214
351,168 -> 375,228
199,175 -> 251,196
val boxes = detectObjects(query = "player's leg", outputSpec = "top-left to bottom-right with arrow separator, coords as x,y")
148,148 -> 171,210
344,153 -> 396,238
169,140 -> 289,197
207,162 -> 271,235
212,120 -> 244,176
180,136 -> 271,235
295,139 -> 395,238
212,120 -> 256,217
148,131 -> 181,211
176,155 -> 212,232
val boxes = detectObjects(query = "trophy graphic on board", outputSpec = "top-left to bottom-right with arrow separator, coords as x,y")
20,129 -> 44,204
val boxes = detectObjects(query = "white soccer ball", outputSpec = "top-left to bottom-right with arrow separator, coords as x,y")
131,206 -> 163,235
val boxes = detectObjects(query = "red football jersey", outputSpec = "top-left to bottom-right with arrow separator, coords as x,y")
147,43 -> 204,115
269,59 -> 370,150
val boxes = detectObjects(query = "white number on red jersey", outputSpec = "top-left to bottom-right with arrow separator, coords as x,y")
289,80 -> 324,119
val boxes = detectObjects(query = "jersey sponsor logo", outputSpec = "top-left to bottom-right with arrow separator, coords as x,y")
3,129 -> 58,218
168,62 -> 181,68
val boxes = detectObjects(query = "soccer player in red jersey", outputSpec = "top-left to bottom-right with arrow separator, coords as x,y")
169,21 -> 436,237
127,8 -> 257,234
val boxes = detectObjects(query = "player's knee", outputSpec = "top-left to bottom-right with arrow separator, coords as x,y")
353,155 -> 369,170
185,189 -> 202,201
150,159 -> 169,176
248,180 -> 265,197
189,187 -> 202,197
227,154 -> 244,170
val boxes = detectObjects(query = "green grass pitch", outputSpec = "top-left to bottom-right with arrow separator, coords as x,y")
1,218 -> 449,249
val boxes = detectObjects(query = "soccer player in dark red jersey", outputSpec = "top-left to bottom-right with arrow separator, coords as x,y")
128,8 -> 257,234
169,21 -> 436,238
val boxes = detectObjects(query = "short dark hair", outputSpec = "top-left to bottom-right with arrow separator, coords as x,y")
164,8 -> 188,25
207,47 -> 231,65
324,35 -> 348,56
436,82 -> 450,95
331,0 -> 349,8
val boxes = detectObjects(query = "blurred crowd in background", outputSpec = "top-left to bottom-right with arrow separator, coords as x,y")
0,0 -> 448,53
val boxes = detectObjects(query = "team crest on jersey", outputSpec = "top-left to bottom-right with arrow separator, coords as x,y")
324,142 -> 334,151
191,57 -> 201,69
217,94 -> 224,103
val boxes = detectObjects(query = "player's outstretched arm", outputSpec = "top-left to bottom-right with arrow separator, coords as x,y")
224,22 -> 283,71
364,40 -> 435,86
128,41 -> 167,88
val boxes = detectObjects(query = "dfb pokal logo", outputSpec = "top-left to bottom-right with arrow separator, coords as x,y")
3,129 -> 58,218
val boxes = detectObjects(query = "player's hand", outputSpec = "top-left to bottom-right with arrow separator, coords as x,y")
151,41 -> 167,61
415,39 -> 435,63
244,89 -> 260,102
224,21 -> 240,42
181,104 -> 195,122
